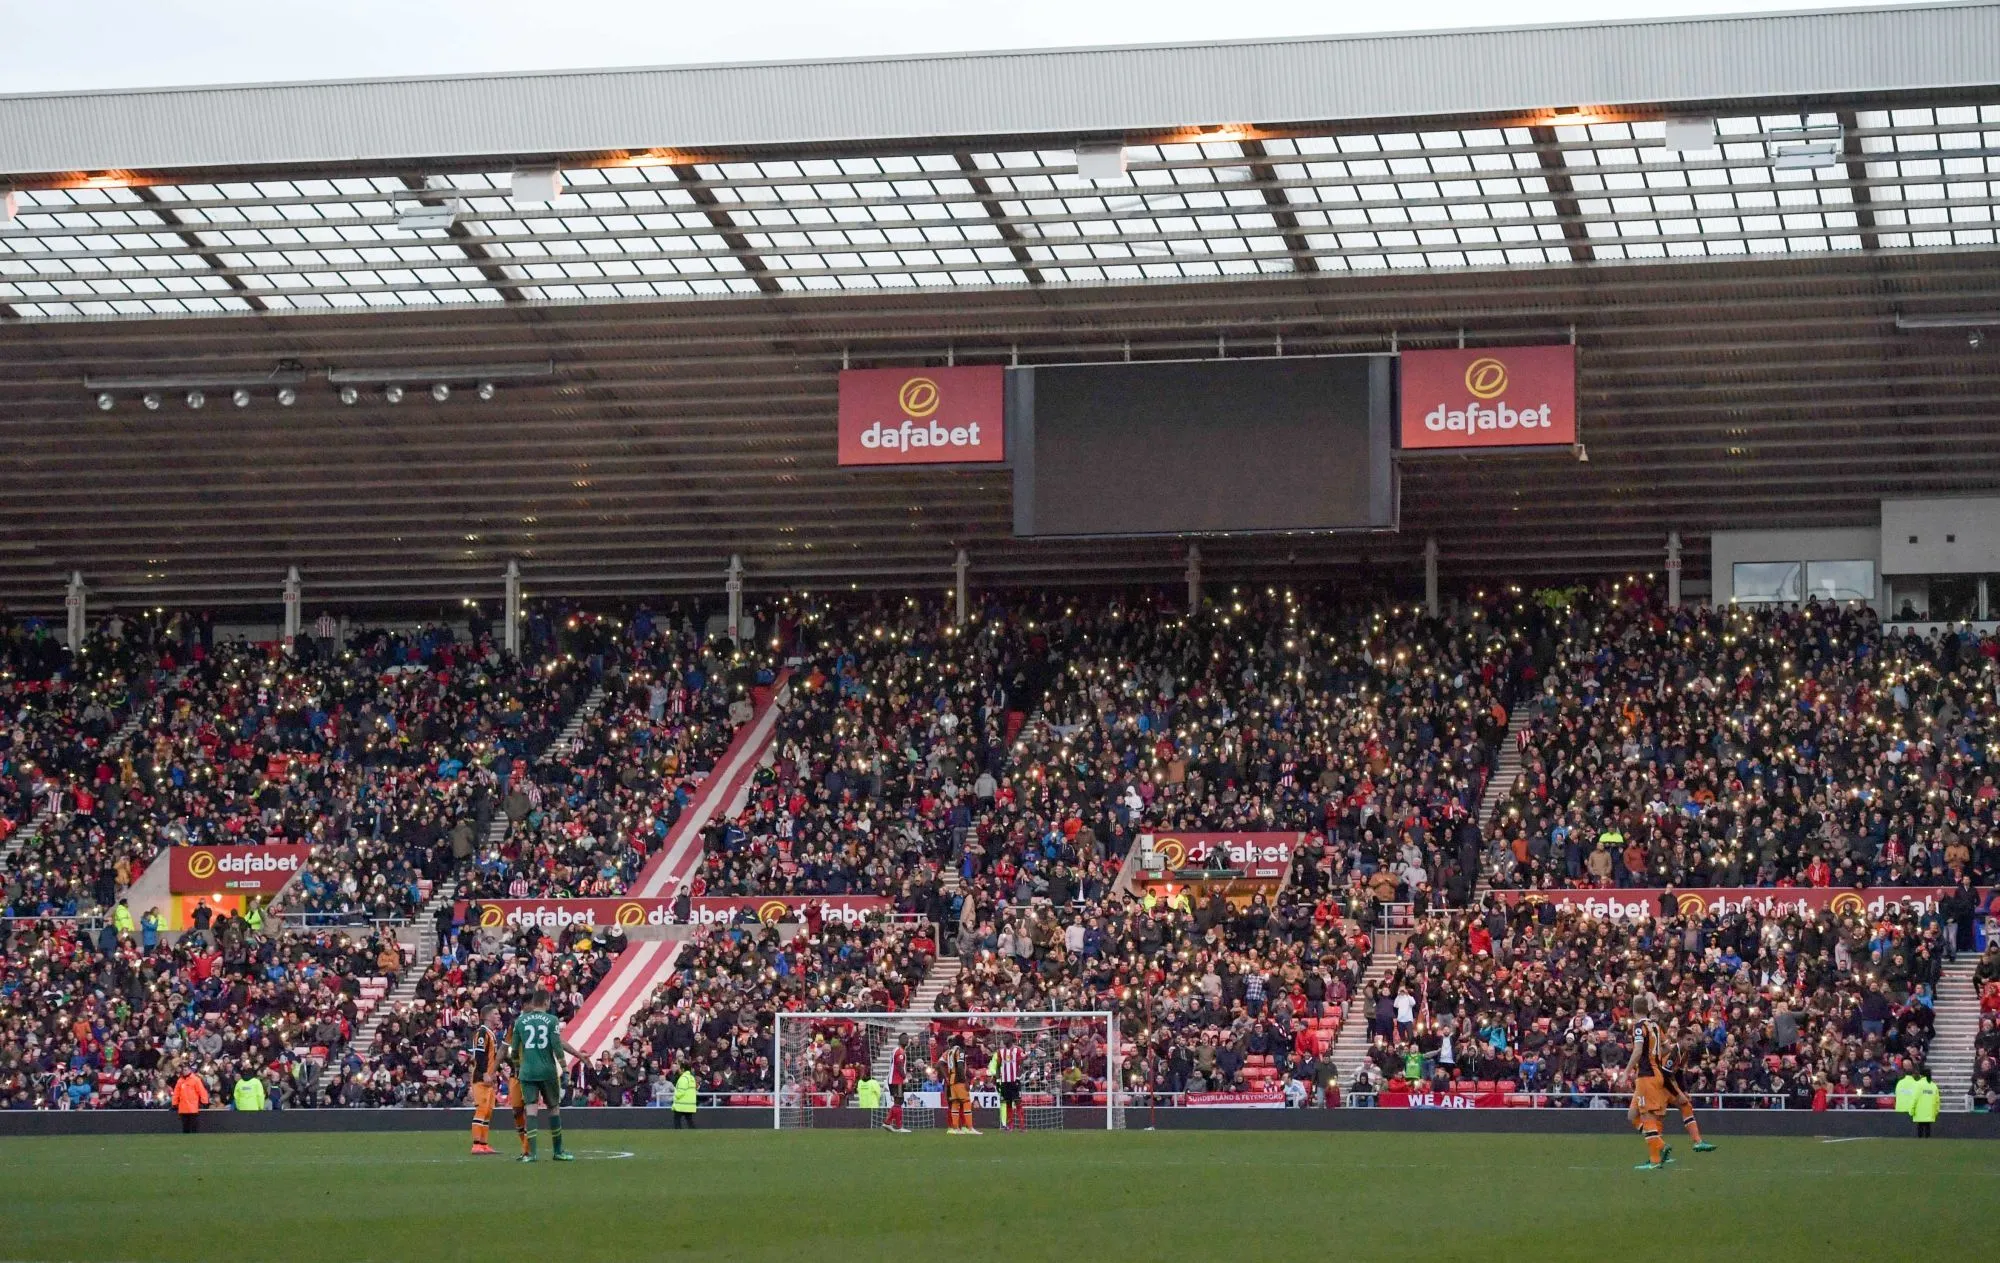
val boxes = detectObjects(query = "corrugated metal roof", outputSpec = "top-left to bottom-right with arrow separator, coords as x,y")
3,3 -> 1997,177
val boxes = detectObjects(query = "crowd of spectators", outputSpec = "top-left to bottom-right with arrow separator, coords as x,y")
354,923 -> 607,1107
696,590 -> 1522,954
1,611 -> 184,850
936,889 -> 1370,1101
459,609 -> 748,902
4,620 -> 593,922
0,910 -> 395,1110
8,585 -> 2000,1115
1486,591 -> 2000,891
1351,895 -> 1945,1108
586,917 -> 935,1105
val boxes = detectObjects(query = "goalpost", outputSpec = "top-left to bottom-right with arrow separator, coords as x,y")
772,1011 -> 1122,1131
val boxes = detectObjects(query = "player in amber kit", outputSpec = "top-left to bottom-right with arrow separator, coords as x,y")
1628,994 -> 1715,1169
510,988 -> 586,1163
884,1035 -> 911,1133
468,1006 -> 506,1154
1659,1021 -> 1716,1156
1628,995 -> 1673,1170
942,1035 -> 979,1135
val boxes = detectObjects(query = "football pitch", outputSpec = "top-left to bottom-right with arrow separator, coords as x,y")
4,1128 -> 1996,1261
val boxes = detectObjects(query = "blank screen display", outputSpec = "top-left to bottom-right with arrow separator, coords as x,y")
1010,356 -> 1392,537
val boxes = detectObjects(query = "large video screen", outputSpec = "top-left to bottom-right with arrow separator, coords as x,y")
1008,355 -> 1394,537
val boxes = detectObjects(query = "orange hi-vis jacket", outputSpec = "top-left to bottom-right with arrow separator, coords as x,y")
173,1073 -> 210,1115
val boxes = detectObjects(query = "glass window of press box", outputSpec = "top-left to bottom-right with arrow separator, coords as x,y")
1804,560 -> 1876,603
1731,562 -> 1801,604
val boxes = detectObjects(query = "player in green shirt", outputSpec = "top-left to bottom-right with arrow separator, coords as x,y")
509,988 -> 586,1162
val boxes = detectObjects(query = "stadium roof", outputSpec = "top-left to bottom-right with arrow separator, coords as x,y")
1,4 -> 1997,317
0,3 -> 1996,609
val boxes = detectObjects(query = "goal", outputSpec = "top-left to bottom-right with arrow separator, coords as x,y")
772,1010 -> 1122,1131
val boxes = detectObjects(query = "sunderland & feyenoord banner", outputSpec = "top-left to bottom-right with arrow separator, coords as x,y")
168,844 -> 311,895
473,895 -> 891,931
1183,1090 -> 1286,1108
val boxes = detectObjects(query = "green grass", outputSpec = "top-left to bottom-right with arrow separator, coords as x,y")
2,1127 -> 1996,1261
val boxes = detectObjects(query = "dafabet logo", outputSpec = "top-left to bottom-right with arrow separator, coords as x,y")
169,845 -> 309,894
838,366 -> 1006,465
1463,357 -> 1508,400
897,376 -> 941,418
1399,344 -> 1576,450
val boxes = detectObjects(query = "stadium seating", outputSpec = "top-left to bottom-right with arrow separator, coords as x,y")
589,917 -> 934,1104
358,926 -> 606,1107
4,589 -> 1995,1115
457,621 -> 744,902
1355,898 -> 1945,1107
5,623 -> 592,923
0,913 -> 394,1109
938,891 -> 1371,1099
698,592 -> 1517,924
1485,591 -> 2000,891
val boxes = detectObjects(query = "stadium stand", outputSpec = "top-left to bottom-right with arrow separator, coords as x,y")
0,912 -> 396,1109
357,926 -> 603,1107
1485,592 -> 2000,891
591,916 -> 936,1105
1353,897 -> 1946,1108
3,6 -> 1999,1130
941,893 -> 1372,1101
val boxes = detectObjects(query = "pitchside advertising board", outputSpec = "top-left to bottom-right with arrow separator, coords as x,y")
473,895 -> 890,931
1500,886 -> 1987,921
1398,344 -> 1577,450
837,366 -> 1005,466
167,844 -> 310,895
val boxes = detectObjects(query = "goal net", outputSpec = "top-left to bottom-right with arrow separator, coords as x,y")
773,1011 -> 1121,1131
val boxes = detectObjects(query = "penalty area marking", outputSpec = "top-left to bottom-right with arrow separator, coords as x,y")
566,1149 -> 635,1160
1818,1136 -> 1880,1144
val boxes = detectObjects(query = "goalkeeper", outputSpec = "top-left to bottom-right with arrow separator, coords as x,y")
510,988 -> 586,1163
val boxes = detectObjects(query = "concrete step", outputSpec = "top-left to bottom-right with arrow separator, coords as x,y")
1472,705 -> 1527,894
869,958 -> 963,1081
3,666 -> 186,873
1931,960 -> 1983,1111
351,682 -> 606,1058
1326,955 -> 1400,1082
